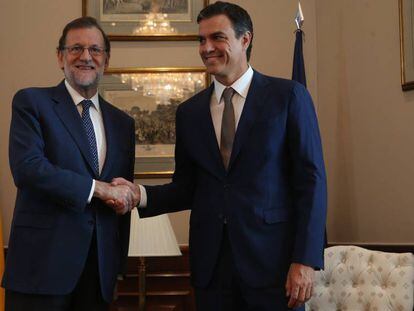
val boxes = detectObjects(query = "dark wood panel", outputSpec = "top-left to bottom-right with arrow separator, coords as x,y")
112,246 -> 195,311
4,243 -> 414,258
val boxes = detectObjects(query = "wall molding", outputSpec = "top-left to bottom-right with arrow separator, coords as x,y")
5,243 -> 414,257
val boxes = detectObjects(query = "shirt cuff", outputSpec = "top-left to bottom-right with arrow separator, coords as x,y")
138,184 -> 147,207
87,179 -> 95,203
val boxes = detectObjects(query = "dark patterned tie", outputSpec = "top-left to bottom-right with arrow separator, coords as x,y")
220,87 -> 236,170
81,99 -> 99,176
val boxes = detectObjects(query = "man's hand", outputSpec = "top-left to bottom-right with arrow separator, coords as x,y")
94,181 -> 136,215
285,263 -> 314,309
111,177 -> 141,208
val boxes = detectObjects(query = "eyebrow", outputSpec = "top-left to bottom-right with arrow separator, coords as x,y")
199,31 -> 226,39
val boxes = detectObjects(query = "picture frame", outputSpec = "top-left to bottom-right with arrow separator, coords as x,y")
82,0 -> 208,41
99,67 -> 210,178
399,0 -> 414,90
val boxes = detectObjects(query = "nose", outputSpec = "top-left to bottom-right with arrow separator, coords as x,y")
200,39 -> 214,54
79,47 -> 92,61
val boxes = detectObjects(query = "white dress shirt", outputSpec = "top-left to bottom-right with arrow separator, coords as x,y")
65,80 -> 107,203
139,66 -> 254,207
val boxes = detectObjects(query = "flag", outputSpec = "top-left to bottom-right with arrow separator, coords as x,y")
292,2 -> 307,87
0,216 -> 4,311
291,3 -> 328,248
292,29 -> 307,88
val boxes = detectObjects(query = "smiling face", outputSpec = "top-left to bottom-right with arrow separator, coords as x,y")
57,27 -> 109,98
198,14 -> 251,86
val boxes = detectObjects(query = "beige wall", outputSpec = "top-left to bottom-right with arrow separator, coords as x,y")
316,0 -> 414,243
12,0 -> 414,246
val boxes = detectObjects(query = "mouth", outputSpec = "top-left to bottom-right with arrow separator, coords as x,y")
75,64 -> 95,71
203,55 -> 222,62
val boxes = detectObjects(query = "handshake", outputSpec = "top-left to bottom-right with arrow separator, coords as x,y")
94,178 -> 141,215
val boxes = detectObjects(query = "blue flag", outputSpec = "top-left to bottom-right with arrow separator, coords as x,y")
292,29 -> 307,88
292,25 -> 328,247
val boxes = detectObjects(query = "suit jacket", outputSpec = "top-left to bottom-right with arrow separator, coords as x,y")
140,70 -> 327,289
2,81 -> 135,302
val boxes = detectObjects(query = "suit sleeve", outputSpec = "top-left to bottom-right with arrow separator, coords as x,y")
139,104 -> 194,218
287,83 -> 327,269
9,89 -> 92,213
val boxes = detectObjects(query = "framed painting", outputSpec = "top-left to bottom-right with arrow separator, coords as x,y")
99,67 -> 210,178
399,0 -> 414,90
82,0 -> 207,41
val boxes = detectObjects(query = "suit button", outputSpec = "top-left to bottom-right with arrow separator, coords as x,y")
223,184 -> 230,190
88,220 -> 95,226
218,214 -> 223,219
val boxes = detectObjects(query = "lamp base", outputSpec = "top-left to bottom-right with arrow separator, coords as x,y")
138,257 -> 146,311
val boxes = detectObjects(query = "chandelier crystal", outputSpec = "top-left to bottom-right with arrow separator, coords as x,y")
120,72 -> 205,105
133,13 -> 177,35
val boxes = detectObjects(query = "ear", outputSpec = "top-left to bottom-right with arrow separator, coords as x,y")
104,54 -> 110,70
57,50 -> 64,70
241,31 -> 252,51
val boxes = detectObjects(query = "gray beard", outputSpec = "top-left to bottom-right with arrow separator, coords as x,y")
65,71 -> 101,92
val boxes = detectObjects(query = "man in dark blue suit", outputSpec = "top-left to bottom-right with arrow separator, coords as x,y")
115,2 -> 327,310
2,17 -> 137,310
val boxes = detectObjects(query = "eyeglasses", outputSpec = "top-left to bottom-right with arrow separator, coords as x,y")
61,45 -> 107,57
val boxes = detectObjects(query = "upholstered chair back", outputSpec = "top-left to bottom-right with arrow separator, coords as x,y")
306,246 -> 414,311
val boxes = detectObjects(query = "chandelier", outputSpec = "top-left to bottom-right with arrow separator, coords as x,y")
120,72 -> 205,105
133,13 -> 177,35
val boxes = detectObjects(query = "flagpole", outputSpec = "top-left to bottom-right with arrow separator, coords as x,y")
295,1 -> 304,30
292,1 -> 307,87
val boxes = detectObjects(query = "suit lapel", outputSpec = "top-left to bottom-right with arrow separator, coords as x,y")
52,81 -> 99,178
228,71 -> 268,171
196,85 -> 225,177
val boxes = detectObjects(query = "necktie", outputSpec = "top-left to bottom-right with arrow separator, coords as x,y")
220,87 -> 235,170
81,99 -> 99,175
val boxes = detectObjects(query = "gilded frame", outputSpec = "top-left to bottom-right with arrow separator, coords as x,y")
82,0 -> 208,41
399,0 -> 414,90
99,67 -> 210,179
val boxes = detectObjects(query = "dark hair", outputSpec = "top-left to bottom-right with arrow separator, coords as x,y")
197,1 -> 253,61
57,16 -> 110,56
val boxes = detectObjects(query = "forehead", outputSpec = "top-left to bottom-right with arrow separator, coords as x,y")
65,27 -> 105,46
198,14 -> 235,36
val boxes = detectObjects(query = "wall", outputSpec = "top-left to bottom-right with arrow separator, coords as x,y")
0,0 -> 316,245
316,0 -> 414,243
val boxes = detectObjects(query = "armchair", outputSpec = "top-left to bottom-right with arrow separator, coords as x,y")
306,246 -> 414,311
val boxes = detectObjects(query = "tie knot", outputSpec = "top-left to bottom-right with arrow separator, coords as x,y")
81,99 -> 93,111
222,87 -> 235,104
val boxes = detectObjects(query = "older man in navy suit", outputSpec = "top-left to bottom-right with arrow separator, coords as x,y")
2,17 -> 137,311
115,2 -> 327,310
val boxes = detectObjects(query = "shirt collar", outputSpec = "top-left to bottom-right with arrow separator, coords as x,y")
64,80 -> 100,112
213,66 -> 254,103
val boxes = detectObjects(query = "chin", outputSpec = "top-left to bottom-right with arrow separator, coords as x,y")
77,80 -> 96,88
74,75 -> 99,88
205,65 -> 222,76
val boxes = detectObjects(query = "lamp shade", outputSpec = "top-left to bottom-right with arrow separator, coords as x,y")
128,209 -> 182,257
